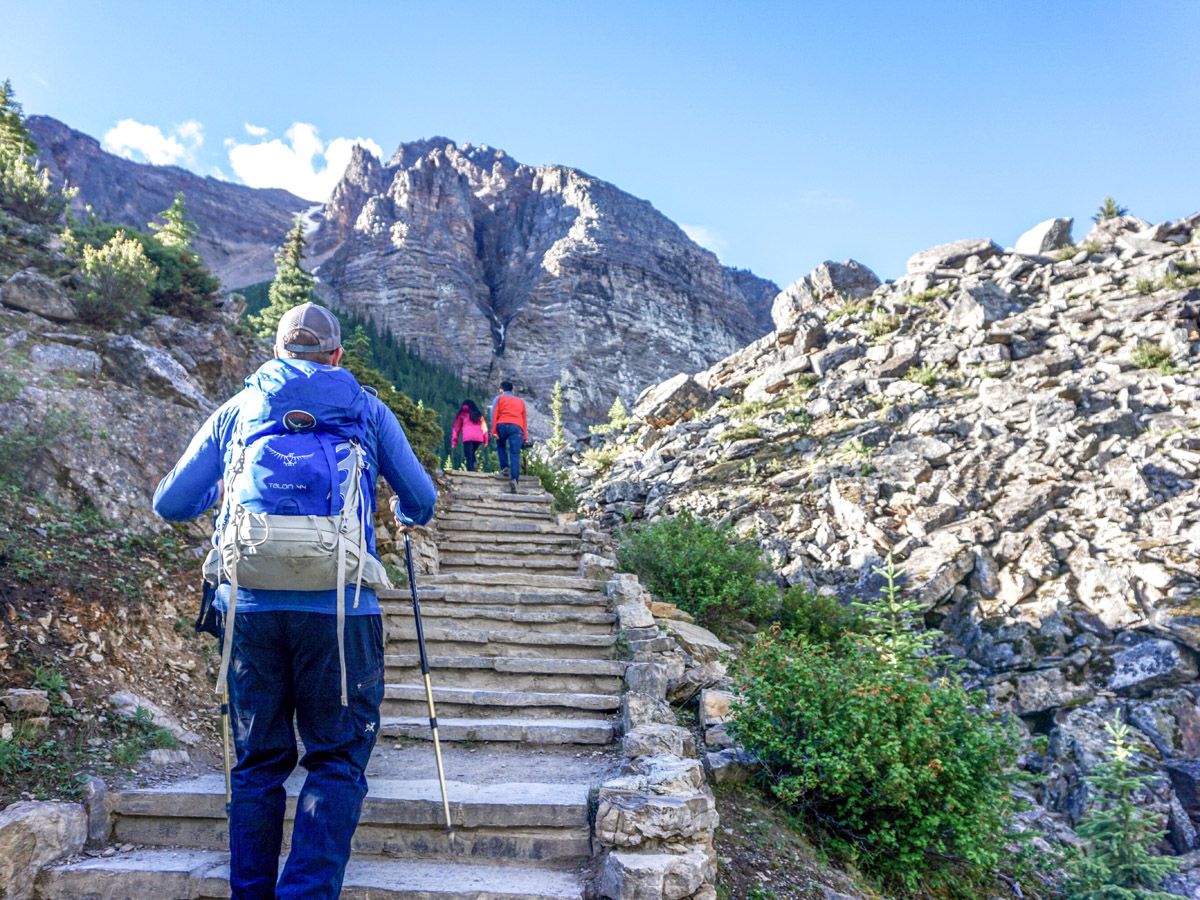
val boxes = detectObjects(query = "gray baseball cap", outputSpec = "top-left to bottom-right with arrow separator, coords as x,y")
277,302 -> 341,353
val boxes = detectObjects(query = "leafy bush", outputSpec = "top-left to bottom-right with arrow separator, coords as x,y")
903,362 -> 943,388
1062,718 -> 1180,899
731,557 -> 1023,894
618,510 -> 776,627
75,230 -> 157,328
524,453 -> 577,513
776,585 -> 863,646
0,156 -> 75,224
866,311 -> 900,338
581,444 -> 619,473
1130,341 -> 1182,375
723,422 -> 763,442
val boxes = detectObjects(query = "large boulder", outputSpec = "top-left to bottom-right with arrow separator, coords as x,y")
103,335 -> 211,410
1014,218 -> 1074,255
633,374 -> 713,429
945,282 -> 1018,331
0,270 -> 77,322
906,238 -> 1001,275
1109,640 -> 1198,696
598,849 -> 714,900
771,260 -> 879,330
0,801 -> 87,899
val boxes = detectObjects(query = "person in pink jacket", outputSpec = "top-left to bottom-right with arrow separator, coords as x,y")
450,400 -> 489,471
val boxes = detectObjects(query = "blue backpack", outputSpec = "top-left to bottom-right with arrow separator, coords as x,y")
207,360 -> 391,705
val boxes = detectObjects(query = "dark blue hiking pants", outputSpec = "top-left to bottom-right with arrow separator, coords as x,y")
224,611 -> 384,899
496,423 -> 523,481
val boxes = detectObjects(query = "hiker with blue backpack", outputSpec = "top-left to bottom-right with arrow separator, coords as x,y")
153,303 -> 437,900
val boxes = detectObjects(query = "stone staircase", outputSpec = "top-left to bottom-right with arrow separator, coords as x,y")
39,470 -> 625,899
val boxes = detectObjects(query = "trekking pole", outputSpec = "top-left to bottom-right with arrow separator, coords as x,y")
403,531 -> 455,838
220,687 -> 232,813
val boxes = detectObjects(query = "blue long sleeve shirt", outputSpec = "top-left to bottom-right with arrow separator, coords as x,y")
153,359 -> 437,616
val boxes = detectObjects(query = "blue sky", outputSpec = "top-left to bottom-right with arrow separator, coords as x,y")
3,1 -> 1198,285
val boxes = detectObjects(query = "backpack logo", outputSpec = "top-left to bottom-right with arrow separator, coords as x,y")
283,409 -> 317,432
266,446 -> 317,468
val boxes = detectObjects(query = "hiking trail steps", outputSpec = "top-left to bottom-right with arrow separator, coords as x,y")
41,469 -> 625,899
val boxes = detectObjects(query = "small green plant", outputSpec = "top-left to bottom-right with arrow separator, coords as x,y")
75,229 -> 158,328
866,311 -> 900,338
547,379 -> 567,453
1061,717 -> 1179,899
1083,239 -> 1103,256
776,585 -> 863,645
618,510 -> 776,628
581,445 -> 619,473
1056,244 -> 1080,262
590,396 -> 631,436
851,554 -> 938,660
723,422 -> 763,443
523,453 -> 578,513
1135,278 -> 1158,295
828,297 -> 872,321
903,362 -> 943,388
904,286 -> 952,306
32,666 -> 66,695
1093,196 -> 1129,223
1130,341 -> 1183,375
727,398 -> 768,422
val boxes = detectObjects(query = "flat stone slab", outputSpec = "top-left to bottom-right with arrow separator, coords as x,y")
382,603 -> 615,629
382,716 -> 615,745
386,655 -> 627,676
40,849 -> 587,899
385,685 -> 621,712
388,625 -> 615,649
427,573 -> 606,592
115,776 -> 589,828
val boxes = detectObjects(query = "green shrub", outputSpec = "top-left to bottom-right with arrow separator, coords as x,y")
866,312 -> 900,338
74,230 -> 157,328
903,362 -> 942,388
524,453 -> 577,513
589,396 -> 631,435
1130,341 -> 1183,375
1093,196 -> 1128,223
1135,278 -> 1158,295
581,444 -> 619,473
617,510 -> 776,627
775,585 -> 863,645
723,422 -> 762,443
731,557 -> 1023,894
1062,717 -> 1179,899
0,156 -> 75,224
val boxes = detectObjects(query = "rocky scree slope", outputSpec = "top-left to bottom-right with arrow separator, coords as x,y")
308,140 -> 778,426
577,212 -> 1200,884
26,116 -> 309,288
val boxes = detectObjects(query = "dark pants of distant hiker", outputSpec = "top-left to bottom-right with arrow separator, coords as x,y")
224,610 -> 383,900
462,439 -> 482,472
496,423 -> 523,481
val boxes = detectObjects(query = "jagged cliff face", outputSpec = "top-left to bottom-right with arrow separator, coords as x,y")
26,116 -> 309,287
577,212 -> 1200,873
310,141 -> 778,424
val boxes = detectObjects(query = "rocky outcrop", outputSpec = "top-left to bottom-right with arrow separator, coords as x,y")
308,138 -> 778,426
577,211 -> 1200,859
27,116 -> 309,287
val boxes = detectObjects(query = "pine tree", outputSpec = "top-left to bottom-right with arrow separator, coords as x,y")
248,215 -> 315,338
851,553 -> 939,663
1093,196 -> 1129,223
1062,717 -> 1180,899
149,191 -> 198,249
548,379 -> 567,452
589,395 -> 632,435
0,79 -> 38,162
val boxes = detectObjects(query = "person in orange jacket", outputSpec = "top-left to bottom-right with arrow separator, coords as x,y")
490,380 -> 527,493
450,399 -> 489,471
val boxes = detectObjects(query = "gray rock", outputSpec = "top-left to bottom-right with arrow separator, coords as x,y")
0,270 -> 77,322
0,801 -> 87,899
771,260 -> 880,330
594,788 -> 717,849
1109,640 -> 1198,696
81,777 -> 110,847
661,621 -> 729,665
633,374 -> 713,429
699,689 -> 734,726
946,282 -> 1017,331
703,747 -> 756,784
30,343 -> 101,376
906,239 -> 1001,274
1,689 -> 50,715
103,335 -> 210,410
624,724 -> 697,759
623,692 -> 676,732
598,849 -> 714,900
109,690 -> 201,746
1014,218 -> 1074,255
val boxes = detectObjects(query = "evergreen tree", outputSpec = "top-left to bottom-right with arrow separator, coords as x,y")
149,191 -> 198,249
249,215 -> 315,338
1093,196 -> 1129,223
589,395 -> 631,435
851,554 -> 939,662
1062,718 -> 1179,899
548,380 -> 567,452
0,79 -> 38,162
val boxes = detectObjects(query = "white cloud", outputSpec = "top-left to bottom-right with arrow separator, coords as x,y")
244,123 -> 269,138
226,122 -> 383,201
102,118 -> 203,166
681,223 -> 727,258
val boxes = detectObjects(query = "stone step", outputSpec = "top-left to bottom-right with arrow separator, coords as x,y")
434,530 -> 579,546
435,518 -> 571,536
382,715 -> 614,745
438,541 -> 579,557
424,572 -> 607,593
440,503 -> 556,519
382,684 -> 620,720
385,655 -> 625,695
39,849 -> 586,899
108,775 -> 590,862
392,590 -> 611,615
383,602 -> 615,633
446,494 -> 552,508
439,552 -> 580,572
387,627 -> 616,660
